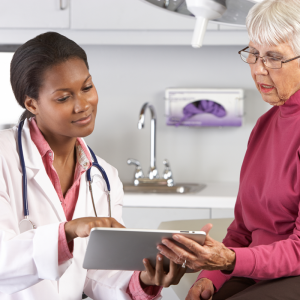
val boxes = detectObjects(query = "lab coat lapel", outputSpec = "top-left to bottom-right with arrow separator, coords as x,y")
33,169 -> 66,221
18,119 -> 66,222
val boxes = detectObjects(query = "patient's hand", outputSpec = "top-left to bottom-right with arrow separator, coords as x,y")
186,278 -> 214,300
139,254 -> 186,287
157,223 -> 236,272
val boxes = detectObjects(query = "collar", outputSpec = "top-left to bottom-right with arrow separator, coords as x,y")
29,118 -> 52,158
29,118 -> 92,170
279,89 -> 300,118
15,118 -> 92,170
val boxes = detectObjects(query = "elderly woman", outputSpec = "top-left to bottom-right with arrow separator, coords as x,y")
157,0 -> 300,299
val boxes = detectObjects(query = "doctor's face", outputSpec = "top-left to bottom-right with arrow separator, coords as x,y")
30,57 -> 98,138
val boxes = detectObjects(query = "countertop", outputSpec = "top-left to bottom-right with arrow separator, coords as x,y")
123,181 -> 239,209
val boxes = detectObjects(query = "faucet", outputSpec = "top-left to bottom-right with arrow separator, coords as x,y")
137,102 -> 159,179
127,102 -> 175,187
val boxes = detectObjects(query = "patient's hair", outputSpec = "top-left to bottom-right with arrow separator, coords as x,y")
246,0 -> 300,55
10,32 -> 89,121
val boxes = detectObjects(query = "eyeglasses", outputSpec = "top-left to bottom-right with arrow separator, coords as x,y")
238,46 -> 300,69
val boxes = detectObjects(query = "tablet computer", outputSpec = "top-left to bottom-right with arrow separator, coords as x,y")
83,228 -> 206,273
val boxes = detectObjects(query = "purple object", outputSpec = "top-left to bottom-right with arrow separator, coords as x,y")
175,100 -> 227,127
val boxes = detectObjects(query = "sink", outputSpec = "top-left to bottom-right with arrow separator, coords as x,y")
126,102 -> 206,195
123,183 -> 206,194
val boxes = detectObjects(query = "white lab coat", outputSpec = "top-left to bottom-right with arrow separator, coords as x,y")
0,119 -> 161,300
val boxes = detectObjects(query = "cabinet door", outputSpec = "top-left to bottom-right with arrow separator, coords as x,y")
0,0 -> 69,29
71,0 -> 211,30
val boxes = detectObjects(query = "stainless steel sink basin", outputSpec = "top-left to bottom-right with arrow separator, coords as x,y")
123,183 -> 206,194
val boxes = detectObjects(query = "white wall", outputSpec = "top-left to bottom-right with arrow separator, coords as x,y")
0,52 -> 24,127
83,45 -> 270,184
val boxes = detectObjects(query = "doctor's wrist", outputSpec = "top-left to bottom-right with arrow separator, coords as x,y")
64,221 -> 77,243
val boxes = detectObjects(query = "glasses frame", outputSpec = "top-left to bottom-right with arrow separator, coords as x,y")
238,46 -> 300,69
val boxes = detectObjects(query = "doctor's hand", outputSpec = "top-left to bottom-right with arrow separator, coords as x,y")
139,254 -> 186,288
65,217 -> 124,243
157,223 -> 236,273
186,278 -> 214,300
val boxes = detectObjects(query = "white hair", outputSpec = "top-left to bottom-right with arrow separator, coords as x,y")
246,0 -> 300,55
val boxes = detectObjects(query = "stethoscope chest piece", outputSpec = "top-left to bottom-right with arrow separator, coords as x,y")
19,218 -> 36,233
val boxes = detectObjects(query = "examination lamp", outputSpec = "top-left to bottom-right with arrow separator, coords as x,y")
141,0 -> 263,48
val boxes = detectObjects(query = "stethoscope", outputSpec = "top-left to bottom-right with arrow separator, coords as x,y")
18,120 -> 111,233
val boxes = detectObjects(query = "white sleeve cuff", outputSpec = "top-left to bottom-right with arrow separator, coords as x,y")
33,223 -> 72,280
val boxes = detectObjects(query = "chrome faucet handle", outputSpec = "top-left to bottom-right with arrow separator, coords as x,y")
127,158 -> 140,167
127,158 -> 144,180
163,159 -> 174,186
148,167 -> 159,180
163,159 -> 171,169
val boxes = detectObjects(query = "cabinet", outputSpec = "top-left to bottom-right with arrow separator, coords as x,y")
0,0 -> 69,29
0,0 -> 248,45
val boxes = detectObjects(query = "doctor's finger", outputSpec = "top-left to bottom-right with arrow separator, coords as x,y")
110,218 -> 125,228
166,260 -> 186,285
143,258 -> 155,278
154,254 -> 165,286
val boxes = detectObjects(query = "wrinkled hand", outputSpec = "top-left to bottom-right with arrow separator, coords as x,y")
186,278 -> 214,300
140,254 -> 186,288
157,223 -> 236,272
65,217 -> 125,243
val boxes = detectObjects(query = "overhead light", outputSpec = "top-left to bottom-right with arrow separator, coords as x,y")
142,0 -> 263,48
186,0 -> 226,48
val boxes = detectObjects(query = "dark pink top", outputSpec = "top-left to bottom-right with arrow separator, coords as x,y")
197,89 -> 300,291
29,118 -> 161,299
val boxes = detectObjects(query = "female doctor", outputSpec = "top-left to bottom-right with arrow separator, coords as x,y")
0,32 -> 186,300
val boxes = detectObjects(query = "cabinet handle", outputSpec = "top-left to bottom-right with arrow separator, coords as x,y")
60,0 -> 68,10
